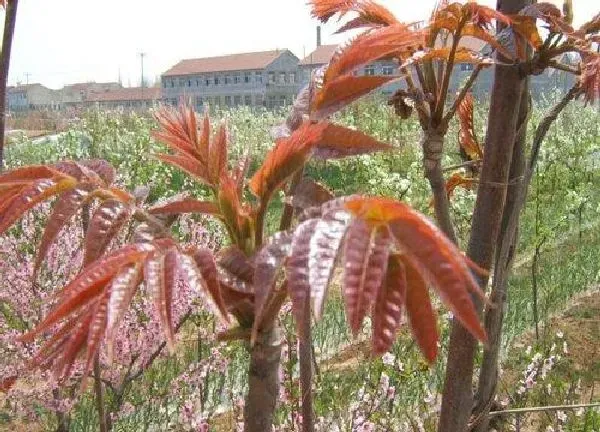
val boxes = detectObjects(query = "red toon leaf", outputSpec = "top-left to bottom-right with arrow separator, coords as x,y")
249,122 -> 327,202
403,259 -> 439,363
343,219 -> 390,336
371,254 -> 407,355
149,198 -> 221,217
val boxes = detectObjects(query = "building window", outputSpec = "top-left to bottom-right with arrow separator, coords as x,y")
268,95 -> 277,108
234,95 -> 242,106
382,65 -> 394,75
279,72 -> 286,84
234,74 -> 241,84
364,65 -> 376,76
214,76 -> 220,85
196,79 -> 200,86
244,72 -> 251,83
256,93 -> 264,106
188,80 -> 192,87
205,78 -> 210,86
255,72 -> 263,83
225,95 -> 232,106
225,75 -> 231,85
268,72 -> 276,84
288,72 -> 296,84
163,81 -> 167,88
280,95 -> 288,106
195,96 -> 203,107
460,63 -> 475,71
244,95 -> 252,105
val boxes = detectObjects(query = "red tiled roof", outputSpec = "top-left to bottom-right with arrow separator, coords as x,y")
298,38 -> 487,68
299,45 -> 338,66
87,87 -> 161,102
163,50 -> 293,77
9,83 -> 47,92
64,82 -> 121,92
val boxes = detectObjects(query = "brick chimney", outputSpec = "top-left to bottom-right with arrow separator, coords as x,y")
317,26 -> 322,47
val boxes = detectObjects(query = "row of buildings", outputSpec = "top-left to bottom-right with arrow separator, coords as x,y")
7,38 -> 338,113
8,31 -> 574,114
7,82 -> 161,112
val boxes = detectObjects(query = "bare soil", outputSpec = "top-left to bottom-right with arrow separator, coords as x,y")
493,289 -> 600,432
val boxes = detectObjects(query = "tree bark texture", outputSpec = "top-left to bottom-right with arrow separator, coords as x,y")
0,0 -> 19,171
93,355 -> 109,432
422,130 -> 458,244
244,326 -> 282,432
437,1 -> 527,428
471,85 -> 529,432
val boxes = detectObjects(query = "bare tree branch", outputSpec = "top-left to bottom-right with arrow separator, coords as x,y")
0,0 -> 19,172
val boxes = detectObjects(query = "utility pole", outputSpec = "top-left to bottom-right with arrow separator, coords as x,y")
139,52 -> 146,102
24,72 -> 31,85
139,51 -> 146,89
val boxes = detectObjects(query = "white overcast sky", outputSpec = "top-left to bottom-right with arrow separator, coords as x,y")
5,0 -> 598,89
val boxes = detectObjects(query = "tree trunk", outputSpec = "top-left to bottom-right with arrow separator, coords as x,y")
422,129 -> 458,244
244,326 -> 282,432
437,1 -> 527,429
0,0 -> 19,172
470,82 -> 581,431
299,293 -> 314,432
471,87 -> 529,432
93,355 -> 109,432
52,388 -> 70,432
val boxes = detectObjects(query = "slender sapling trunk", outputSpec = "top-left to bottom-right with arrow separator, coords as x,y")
472,86 -> 529,432
422,129 -> 459,244
438,0 -> 527,426
0,0 -> 19,171
244,326 -> 283,432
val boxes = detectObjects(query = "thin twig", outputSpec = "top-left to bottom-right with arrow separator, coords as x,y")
279,168 -> 304,232
547,60 -> 580,76
402,67 -> 430,127
443,64 -> 484,126
527,85 -> 582,176
435,21 -> 466,122
443,159 -> 482,172
126,310 -> 192,383
93,355 -> 109,432
413,63 -> 429,97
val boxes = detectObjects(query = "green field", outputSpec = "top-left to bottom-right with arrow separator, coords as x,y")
2,96 -> 599,431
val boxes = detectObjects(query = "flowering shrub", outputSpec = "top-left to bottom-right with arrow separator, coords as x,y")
0,204 -> 221,429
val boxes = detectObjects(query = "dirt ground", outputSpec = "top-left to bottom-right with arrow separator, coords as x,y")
493,289 -> 600,432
